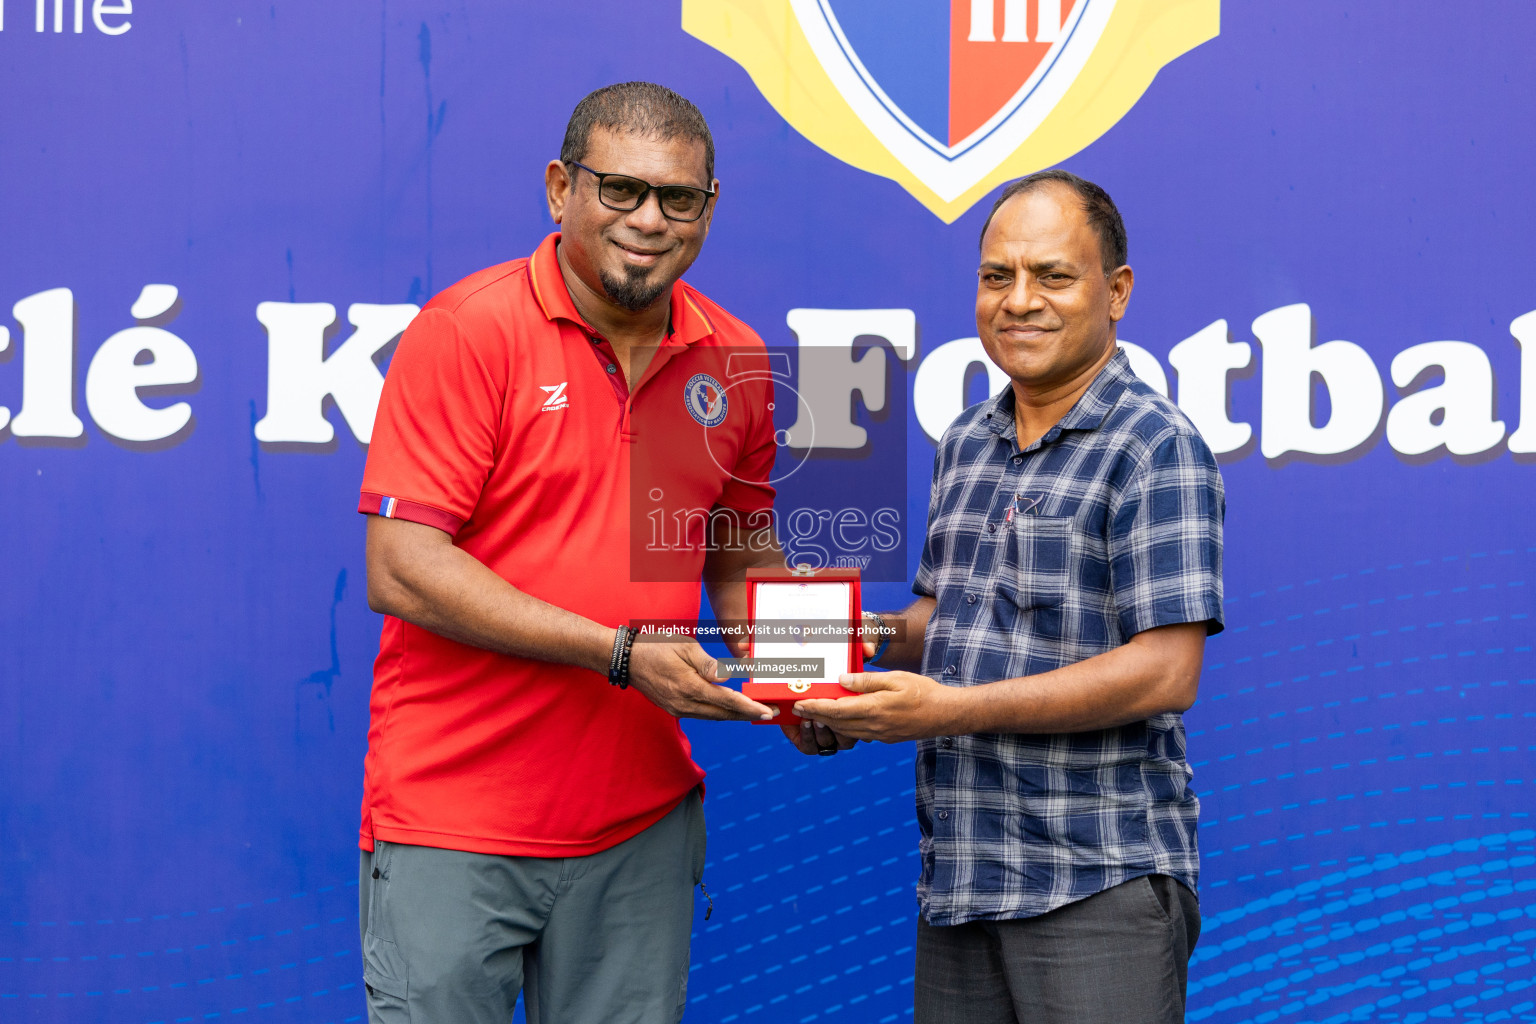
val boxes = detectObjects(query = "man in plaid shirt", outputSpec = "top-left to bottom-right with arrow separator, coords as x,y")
793,170 -> 1224,1024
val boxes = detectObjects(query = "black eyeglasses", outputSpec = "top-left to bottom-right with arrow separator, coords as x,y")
566,161 -> 716,223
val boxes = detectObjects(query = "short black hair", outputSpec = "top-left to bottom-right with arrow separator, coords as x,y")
978,169 -> 1127,274
560,82 -> 715,183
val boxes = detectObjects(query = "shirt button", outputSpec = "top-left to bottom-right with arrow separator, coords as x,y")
966,594 -> 977,605
1012,454 -> 1023,463
938,810 -> 949,821
606,364 -> 617,374
944,664 -> 957,675
942,737 -> 954,748
987,523 -> 996,533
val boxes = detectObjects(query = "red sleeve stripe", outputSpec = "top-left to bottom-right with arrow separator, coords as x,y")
358,492 -> 464,535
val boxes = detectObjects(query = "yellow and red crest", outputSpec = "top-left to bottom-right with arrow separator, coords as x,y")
684,0 -> 1219,221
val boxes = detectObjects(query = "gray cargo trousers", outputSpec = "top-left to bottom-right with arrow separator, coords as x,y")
914,873 -> 1201,1024
358,788 -> 705,1024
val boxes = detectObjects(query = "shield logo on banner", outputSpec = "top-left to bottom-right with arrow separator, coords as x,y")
682,0 -> 1219,222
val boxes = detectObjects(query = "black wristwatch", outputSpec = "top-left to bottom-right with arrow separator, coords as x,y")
863,610 -> 892,665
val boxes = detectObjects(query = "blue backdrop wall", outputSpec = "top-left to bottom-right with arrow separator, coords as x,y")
2,3 -> 1533,1023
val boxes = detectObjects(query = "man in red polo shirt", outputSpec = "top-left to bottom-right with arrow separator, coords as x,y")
355,82 -> 800,1024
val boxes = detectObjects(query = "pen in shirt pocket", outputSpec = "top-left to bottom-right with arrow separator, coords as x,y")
1003,493 -> 1043,523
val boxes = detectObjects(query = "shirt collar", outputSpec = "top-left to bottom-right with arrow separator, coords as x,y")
524,232 -> 717,346
982,348 -> 1137,442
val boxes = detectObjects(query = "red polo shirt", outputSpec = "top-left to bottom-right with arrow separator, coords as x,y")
357,233 -> 777,857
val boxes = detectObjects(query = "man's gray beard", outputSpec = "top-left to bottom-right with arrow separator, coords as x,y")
600,266 -> 670,313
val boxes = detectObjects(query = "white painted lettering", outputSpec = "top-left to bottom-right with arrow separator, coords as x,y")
0,325 -> 9,431
1385,341 -> 1504,457
85,343 -> 193,442
254,301 -> 417,445
10,287 -> 85,439
1116,340 -> 1168,397
1254,303 -> 1383,460
911,337 -> 1165,444
131,283 -> 178,320
91,0 -> 128,34
83,285 -> 196,443
1168,319 -> 1253,455
783,308 -> 915,450
28,0 -> 125,32
912,336 -> 1009,443
1503,311 -> 1536,455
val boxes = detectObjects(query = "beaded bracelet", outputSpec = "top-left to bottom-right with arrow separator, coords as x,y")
608,625 -> 637,689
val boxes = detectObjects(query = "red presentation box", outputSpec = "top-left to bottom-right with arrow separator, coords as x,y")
742,567 -> 863,722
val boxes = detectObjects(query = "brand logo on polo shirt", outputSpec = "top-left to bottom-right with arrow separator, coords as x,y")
539,382 -> 569,412
684,373 -> 728,427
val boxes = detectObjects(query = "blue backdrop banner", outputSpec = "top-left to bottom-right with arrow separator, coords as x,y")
2,3 -> 1532,1023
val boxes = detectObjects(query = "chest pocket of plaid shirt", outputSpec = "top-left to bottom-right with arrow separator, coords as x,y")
995,515 -> 1073,611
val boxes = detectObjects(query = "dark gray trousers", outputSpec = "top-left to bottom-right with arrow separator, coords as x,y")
914,874 -> 1201,1024
358,788 -> 705,1024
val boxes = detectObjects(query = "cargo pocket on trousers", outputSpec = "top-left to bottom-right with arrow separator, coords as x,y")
362,931 -> 411,1022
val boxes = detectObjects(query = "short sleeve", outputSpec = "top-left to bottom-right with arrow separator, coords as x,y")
715,374 -> 777,515
359,307 -> 503,535
1108,432 -> 1225,637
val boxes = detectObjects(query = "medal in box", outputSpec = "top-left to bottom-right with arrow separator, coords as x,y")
742,567 -> 863,721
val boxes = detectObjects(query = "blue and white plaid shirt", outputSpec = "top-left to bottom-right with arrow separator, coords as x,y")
912,349 -> 1225,926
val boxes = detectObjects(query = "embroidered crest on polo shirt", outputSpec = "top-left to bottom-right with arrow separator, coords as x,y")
539,382 -> 569,412
684,373 -> 728,427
